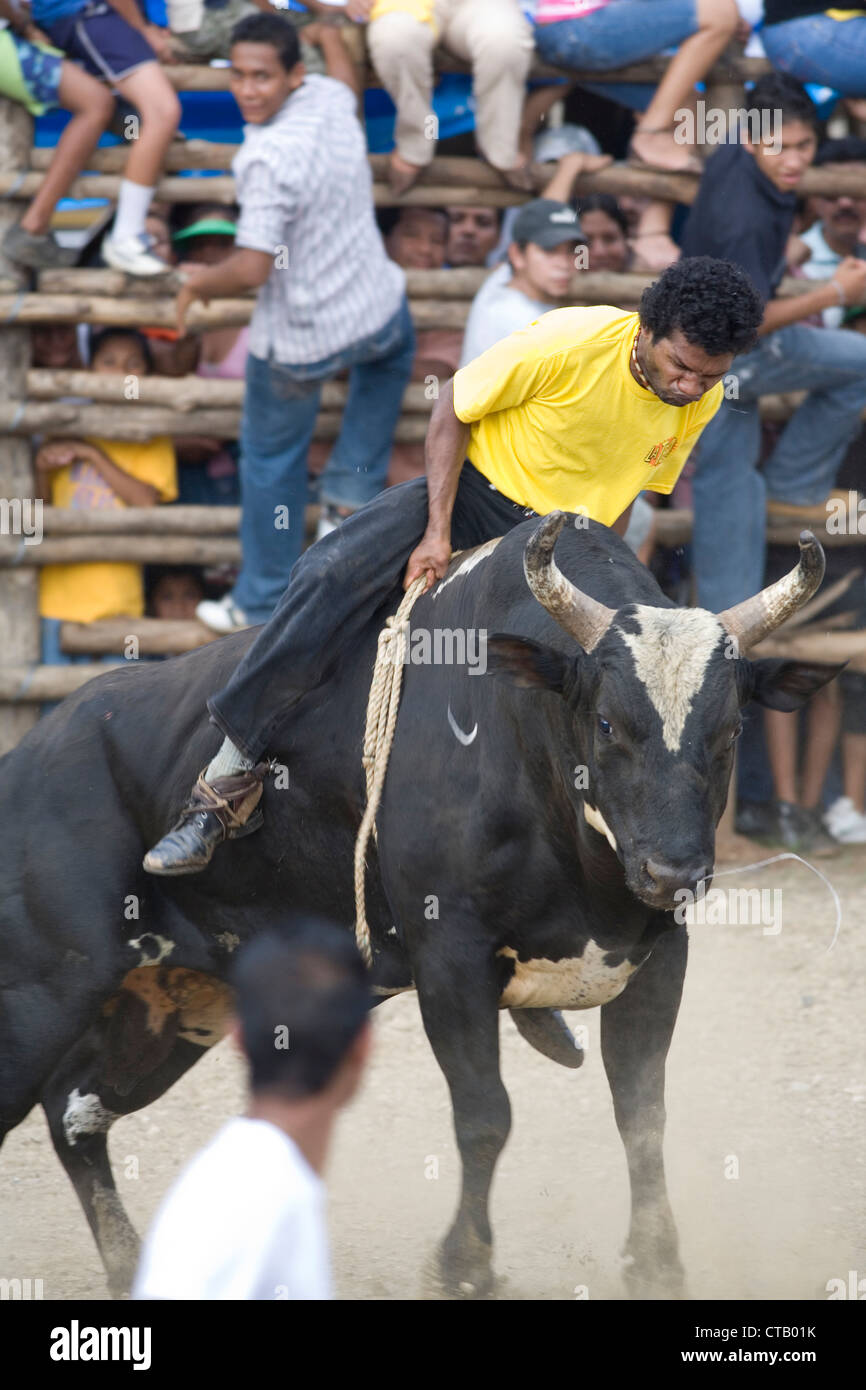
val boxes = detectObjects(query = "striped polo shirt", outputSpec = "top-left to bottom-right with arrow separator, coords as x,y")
233,74 -> 406,365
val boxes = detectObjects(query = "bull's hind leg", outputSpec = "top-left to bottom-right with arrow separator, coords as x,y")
600,925 -> 688,1298
414,940 -> 510,1299
41,971 -> 229,1297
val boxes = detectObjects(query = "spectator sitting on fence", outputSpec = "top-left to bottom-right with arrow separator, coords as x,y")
164,0 -> 358,73
178,13 -> 414,634
445,206 -> 503,268
35,328 -> 178,665
531,0 -> 740,175
134,921 -> 371,1301
0,0 -> 115,269
793,138 -> 866,330
367,0 -> 536,194
27,0 -> 181,276
147,566 -> 206,621
760,1 -> 866,126
681,72 -> 866,618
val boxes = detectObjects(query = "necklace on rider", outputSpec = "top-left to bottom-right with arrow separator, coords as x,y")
631,330 -> 654,395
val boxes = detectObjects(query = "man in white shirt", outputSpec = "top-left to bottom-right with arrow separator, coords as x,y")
134,922 -> 372,1300
799,137 -> 866,329
459,199 -> 586,366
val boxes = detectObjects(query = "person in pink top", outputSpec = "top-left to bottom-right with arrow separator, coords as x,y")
532,0 -> 741,174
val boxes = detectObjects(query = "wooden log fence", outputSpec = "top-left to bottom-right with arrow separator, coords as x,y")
2,52 -> 866,739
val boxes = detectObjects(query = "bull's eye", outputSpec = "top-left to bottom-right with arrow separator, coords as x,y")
597,716 -> 613,737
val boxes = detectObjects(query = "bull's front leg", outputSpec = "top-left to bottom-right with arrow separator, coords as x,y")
600,924 -> 688,1298
414,936 -> 510,1299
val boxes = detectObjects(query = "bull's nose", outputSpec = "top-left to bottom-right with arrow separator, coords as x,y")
643,856 -> 712,898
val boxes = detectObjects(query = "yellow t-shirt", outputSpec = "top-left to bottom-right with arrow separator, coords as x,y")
452,306 -> 723,526
39,436 -> 178,624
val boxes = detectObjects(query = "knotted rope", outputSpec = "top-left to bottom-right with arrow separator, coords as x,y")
354,575 -> 428,966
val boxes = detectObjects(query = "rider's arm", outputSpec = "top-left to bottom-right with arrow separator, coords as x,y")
403,379 -> 469,591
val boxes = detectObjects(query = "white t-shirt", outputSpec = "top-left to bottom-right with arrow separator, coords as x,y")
133,1117 -> 332,1301
460,262 -> 554,367
799,221 -> 845,329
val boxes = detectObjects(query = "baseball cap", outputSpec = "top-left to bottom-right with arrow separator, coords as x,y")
173,218 -> 238,242
511,199 -> 586,250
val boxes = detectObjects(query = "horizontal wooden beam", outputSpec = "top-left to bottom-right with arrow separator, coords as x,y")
0,536 -> 240,565
160,54 -> 770,92
39,504 -> 240,534
0,665 -> 114,701
61,616 -> 220,654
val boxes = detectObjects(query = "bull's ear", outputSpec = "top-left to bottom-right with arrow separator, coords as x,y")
486,634 -> 573,693
742,659 -> 846,712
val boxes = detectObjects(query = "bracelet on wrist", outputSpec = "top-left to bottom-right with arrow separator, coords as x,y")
830,278 -> 847,307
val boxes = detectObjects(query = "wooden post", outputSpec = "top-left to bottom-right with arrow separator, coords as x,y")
0,95 -> 38,753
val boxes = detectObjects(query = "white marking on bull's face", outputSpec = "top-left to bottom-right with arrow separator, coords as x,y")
432,537 -> 502,598
63,1089 -> 118,1147
498,941 -> 640,1010
447,703 -> 478,745
583,801 -> 618,851
127,934 -> 175,966
618,607 -> 725,753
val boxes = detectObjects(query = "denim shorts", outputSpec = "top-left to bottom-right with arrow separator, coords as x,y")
0,31 -> 64,115
46,1 -> 156,81
761,14 -> 866,97
534,0 -> 698,71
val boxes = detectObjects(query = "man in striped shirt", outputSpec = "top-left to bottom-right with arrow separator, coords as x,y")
176,12 -> 414,632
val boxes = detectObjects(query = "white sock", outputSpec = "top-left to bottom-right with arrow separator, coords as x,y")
111,179 -> 155,244
207,738 -> 254,781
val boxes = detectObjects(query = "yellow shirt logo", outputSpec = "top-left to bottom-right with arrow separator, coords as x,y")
645,437 -> 678,467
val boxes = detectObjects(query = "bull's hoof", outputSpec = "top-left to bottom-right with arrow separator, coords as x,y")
432,1232 -> 496,1300
622,1250 -> 687,1300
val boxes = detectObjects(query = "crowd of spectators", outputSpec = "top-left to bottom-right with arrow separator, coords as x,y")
1,0 -> 865,851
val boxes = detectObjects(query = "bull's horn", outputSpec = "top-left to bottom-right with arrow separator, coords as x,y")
718,530 -> 826,652
524,511 -> 615,651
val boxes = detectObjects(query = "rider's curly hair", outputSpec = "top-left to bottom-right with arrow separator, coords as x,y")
640,257 -> 764,358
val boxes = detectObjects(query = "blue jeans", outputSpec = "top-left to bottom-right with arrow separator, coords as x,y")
762,14 -> 866,96
233,295 -> 415,623
692,323 -> 866,612
534,0 -> 698,71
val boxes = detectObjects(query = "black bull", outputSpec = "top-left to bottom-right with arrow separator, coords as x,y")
0,513 -> 838,1297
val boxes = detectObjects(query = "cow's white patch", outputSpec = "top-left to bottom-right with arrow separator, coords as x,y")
127,933 -> 175,966
63,1089 -> 118,1147
583,801 -> 618,851
447,703 -> 478,746
498,941 -> 640,1009
432,537 -> 502,598
618,607 -> 724,752
215,931 -> 240,953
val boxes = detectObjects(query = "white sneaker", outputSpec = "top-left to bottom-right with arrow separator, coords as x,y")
196,595 -> 250,634
102,233 -> 171,277
823,796 -> 866,844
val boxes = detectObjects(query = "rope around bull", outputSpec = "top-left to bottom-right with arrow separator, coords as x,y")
354,574 -> 429,967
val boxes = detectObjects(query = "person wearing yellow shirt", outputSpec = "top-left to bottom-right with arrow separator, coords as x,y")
144,255 -> 764,878
36,328 -> 178,666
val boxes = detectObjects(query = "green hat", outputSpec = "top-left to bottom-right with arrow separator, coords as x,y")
173,218 -> 237,242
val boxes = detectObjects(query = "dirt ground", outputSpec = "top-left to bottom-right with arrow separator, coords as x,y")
2,852 -> 864,1302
